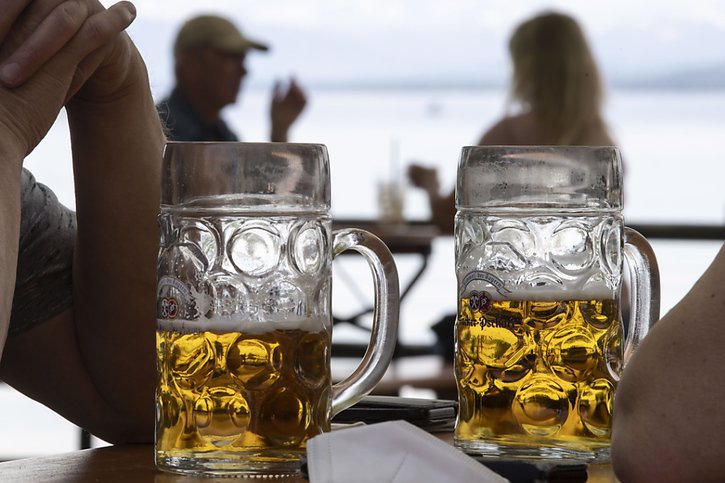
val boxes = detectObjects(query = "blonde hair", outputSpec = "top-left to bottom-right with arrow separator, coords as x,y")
508,12 -> 611,145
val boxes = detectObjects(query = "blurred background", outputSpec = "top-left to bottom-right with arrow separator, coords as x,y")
4,0 -> 725,458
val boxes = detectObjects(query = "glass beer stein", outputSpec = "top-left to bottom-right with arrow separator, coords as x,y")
155,143 -> 399,476
453,146 -> 659,461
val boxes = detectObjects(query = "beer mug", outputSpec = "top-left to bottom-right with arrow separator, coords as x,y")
155,143 -> 399,476
453,146 -> 659,461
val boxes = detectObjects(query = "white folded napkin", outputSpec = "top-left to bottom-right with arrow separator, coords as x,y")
306,420 -> 509,483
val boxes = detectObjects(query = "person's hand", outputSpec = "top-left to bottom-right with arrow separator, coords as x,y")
408,164 -> 440,194
0,0 -> 136,156
270,77 -> 307,142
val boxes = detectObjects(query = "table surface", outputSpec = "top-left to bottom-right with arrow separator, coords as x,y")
0,441 -> 618,482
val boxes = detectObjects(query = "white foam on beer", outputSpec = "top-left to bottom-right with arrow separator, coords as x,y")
157,316 -> 327,334
477,285 -> 616,302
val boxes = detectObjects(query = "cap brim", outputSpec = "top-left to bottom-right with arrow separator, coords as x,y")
212,34 -> 269,54
246,39 -> 269,52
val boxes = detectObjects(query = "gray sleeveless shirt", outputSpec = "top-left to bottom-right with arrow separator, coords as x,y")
9,169 -> 75,336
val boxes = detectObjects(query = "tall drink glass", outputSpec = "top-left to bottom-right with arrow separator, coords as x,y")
454,146 -> 659,461
155,143 -> 399,476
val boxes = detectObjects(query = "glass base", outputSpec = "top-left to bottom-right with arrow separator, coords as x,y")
454,437 -> 610,464
156,450 -> 302,478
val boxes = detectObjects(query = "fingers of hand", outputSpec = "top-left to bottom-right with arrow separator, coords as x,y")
0,0 -> 89,87
45,1 -> 135,83
73,1 -> 135,56
0,0 -> 32,48
288,79 -> 304,96
64,43 -> 105,102
407,166 -> 436,186
272,80 -> 282,100
286,78 -> 306,103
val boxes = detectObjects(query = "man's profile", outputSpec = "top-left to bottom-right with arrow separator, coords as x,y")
157,14 -> 307,143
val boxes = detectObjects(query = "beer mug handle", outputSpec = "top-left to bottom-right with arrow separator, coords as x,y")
330,228 -> 400,416
622,227 -> 661,362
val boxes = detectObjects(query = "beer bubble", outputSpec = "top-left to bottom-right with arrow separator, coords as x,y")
313,386 -> 332,433
579,378 -> 614,437
169,334 -> 215,390
295,332 -> 330,389
545,326 -> 598,382
458,357 -> 488,390
228,223 -> 281,277
455,217 -> 485,262
158,384 -> 181,428
483,241 -> 528,272
159,243 -> 208,279
193,394 -> 213,429
455,349 -> 476,389
601,221 -> 622,280
549,223 -> 595,275
524,300 -> 568,329
229,394 -> 251,429
456,382 -> 476,424
227,338 -> 282,390
204,272 -> 248,318
604,322 -> 624,381
261,280 -> 305,320
580,299 -> 617,329
478,327 -> 529,370
512,375 -> 569,436
291,222 -> 326,275
491,221 -> 535,259
194,387 -> 251,446
261,387 -> 307,447
489,348 -> 535,384
181,221 -> 218,269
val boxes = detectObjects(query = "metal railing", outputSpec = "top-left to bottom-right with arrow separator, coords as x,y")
628,223 -> 725,241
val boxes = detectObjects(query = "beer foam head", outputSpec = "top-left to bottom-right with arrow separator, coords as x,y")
157,316 -> 328,334
485,285 -> 616,301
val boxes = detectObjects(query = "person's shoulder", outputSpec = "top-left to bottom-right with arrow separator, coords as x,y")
477,113 -> 541,145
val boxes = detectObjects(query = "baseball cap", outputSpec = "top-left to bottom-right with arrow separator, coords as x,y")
174,15 -> 269,56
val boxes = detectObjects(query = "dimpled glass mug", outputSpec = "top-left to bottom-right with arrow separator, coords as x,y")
155,143 -> 399,477
454,146 -> 659,462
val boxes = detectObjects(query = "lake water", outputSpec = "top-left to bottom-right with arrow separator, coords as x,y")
3,87 -> 724,458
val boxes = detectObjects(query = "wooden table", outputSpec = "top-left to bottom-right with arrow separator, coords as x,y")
0,441 -> 618,482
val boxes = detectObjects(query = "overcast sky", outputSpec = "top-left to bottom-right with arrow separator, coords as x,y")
119,0 -> 725,96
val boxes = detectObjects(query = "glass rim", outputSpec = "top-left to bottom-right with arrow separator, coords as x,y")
456,145 -> 623,211
161,141 -> 331,211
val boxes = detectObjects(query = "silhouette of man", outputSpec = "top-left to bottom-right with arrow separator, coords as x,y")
157,15 -> 306,142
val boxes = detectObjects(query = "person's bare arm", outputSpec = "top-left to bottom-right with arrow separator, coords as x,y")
0,147 -> 22,354
477,118 -> 511,145
0,0 -> 163,443
612,243 -> 725,482
407,164 -> 454,234
65,35 -> 165,441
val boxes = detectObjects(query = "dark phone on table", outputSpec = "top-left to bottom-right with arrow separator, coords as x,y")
332,395 -> 457,431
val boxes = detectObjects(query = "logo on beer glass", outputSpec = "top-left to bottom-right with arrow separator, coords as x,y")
160,298 -> 179,319
468,290 -> 491,313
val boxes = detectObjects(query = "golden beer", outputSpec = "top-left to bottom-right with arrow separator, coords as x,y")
454,296 -> 621,457
156,326 -> 331,470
